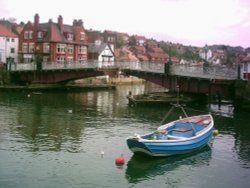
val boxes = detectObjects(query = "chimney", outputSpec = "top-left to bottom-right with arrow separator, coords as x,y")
58,15 -> 63,30
78,19 -> 83,27
73,19 -> 77,26
34,13 -> 39,28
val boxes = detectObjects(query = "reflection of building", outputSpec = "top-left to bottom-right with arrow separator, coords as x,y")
18,14 -> 88,64
0,23 -> 18,63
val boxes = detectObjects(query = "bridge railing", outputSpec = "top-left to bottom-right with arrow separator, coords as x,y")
9,61 -> 116,71
116,61 -> 165,73
9,61 -> 238,80
170,64 -> 238,80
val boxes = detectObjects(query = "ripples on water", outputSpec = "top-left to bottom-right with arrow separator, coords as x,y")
0,85 -> 250,188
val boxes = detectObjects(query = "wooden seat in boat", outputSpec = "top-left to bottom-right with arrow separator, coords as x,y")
172,127 -> 193,132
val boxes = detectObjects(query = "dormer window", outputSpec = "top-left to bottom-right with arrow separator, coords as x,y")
67,33 -> 73,41
38,31 -> 43,39
80,32 -> 85,41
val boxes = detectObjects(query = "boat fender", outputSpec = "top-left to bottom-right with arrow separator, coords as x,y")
134,133 -> 141,139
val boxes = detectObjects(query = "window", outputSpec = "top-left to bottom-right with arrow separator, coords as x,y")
22,43 -> 28,53
68,45 -> 73,54
107,36 -> 114,42
11,38 -> 15,42
244,63 -> 248,72
78,56 -> 85,63
67,33 -> 73,41
10,48 -> 15,53
56,44 -> 66,53
67,56 -> 73,63
56,56 -> 66,63
79,46 -> 87,54
43,56 -> 49,63
38,31 -> 43,39
24,31 -> 33,39
6,38 -> 10,42
80,32 -> 85,41
29,43 -> 34,53
43,43 -> 50,53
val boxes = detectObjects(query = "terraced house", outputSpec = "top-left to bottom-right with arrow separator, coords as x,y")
18,14 -> 88,64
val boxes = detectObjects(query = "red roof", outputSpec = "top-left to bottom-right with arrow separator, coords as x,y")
0,24 -> 17,37
137,54 -> 149,61
149,47 -> 164,53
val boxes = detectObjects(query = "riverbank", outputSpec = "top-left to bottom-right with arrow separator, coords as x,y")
0,84 -> 116,92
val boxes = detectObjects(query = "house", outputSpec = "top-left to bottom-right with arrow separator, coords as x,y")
199,47 -> 212,61
102,30 -> 116,49
18,14 -> 88,64
88,42 -> 115,67
147,52 -> 169,63
86,29 -> 103,44
130,35 -> 146,46
146,39 -> 158,49
137,54 -> 149,62
114,48 -> 138,62
0,23 -> 19,64
241,54 -> 250,80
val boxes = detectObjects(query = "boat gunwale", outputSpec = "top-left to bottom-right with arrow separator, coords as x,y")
127,114 -> 214,143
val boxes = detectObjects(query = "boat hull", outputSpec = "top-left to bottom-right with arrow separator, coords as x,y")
127,128 -> 213,157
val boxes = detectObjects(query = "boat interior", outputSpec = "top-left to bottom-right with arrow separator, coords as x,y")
142,115 -> 212,140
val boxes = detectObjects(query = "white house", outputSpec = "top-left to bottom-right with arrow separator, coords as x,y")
0,24 -> 18,64
88,42 -> 115,67
199,48 -> 212,61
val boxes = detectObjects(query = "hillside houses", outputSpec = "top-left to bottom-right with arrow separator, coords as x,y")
0,13 -> 249,71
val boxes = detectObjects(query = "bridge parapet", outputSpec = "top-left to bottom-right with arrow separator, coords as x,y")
117,61 -> 165,73
9,61 -> 238,80
118,62 -> 238,80
170,64 -> 238,80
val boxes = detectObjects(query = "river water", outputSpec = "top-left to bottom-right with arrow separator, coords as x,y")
0,85 -> 249,188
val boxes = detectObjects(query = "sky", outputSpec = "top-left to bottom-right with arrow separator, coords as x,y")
1,0 -> 250,48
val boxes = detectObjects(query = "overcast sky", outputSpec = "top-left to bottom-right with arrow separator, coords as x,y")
1,0 -> 250,48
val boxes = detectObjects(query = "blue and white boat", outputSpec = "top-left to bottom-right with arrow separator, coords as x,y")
127,114 -> 214,157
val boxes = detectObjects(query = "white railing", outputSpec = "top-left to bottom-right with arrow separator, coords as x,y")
117,61 -> 165,73
170,64 -> 238,80
9,61 -> 238,80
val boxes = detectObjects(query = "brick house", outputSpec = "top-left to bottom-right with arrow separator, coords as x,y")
18,14 -> 88,64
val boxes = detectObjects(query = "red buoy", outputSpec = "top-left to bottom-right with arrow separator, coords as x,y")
115,156 -> 125,165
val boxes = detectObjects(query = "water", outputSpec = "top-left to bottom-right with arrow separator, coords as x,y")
0,85 -> 250,188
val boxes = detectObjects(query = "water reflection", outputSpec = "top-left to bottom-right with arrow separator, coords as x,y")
0,91 -> 131,154
125,146 -> 212,183
0,86 -> 250,188
233,110 -> 250,168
